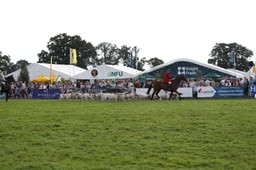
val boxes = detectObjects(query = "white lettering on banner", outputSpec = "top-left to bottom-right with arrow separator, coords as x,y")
178,66 -> 198,75
108,71 -> 124,77
197,86 -> 216,98
218,90 -> 244,93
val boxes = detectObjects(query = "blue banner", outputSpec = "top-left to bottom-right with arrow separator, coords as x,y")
32,88 -> 61,99
213,86 -> 244,97
249,85 -> 256,97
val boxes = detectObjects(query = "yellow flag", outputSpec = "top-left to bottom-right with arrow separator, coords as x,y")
70,48 -> 77,65
253,66 -> 256,73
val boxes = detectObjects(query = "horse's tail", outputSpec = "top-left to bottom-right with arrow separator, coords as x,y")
146,83 -> 152,94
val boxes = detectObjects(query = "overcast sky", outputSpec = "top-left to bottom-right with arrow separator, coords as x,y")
0,0 -> 255,65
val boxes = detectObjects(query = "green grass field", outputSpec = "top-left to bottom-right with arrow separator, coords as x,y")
0,99 -> 256,170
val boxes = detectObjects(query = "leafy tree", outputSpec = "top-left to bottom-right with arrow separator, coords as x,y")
37,50 -> 49,63
147,57 -> 164,68
12,60 -> 30,71
0,51 -> 14,74
7,60 -> 30,76
96,44 -> 146,70
208,42 -> 253,71
18,62 -> 29,83
96,42 -> 119,65
117,45 -> 144,70
38,33 -> 146,70
118,45 -> 131,66
136,57 -> 147,71
38,33 -> 97,69
121,46 -> 141,69
129,46 -> 140,69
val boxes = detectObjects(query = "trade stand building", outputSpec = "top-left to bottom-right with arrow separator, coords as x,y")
137,58 -> 244,79
74,64 -> 141,80
6,63 -> 86,81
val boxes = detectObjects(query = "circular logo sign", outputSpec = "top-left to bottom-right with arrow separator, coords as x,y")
91,69 -> 98,77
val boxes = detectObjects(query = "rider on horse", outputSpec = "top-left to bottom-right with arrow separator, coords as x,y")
163,69 -> 172,90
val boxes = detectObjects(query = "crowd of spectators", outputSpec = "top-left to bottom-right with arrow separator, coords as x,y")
137,76 -> 256,88
4,76 -> 256,99
185,77 -> 256,97
7,79 -> 135,98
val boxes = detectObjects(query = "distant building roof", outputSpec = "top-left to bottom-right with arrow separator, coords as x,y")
137,58 -> 245,78
7,63 -> 86,81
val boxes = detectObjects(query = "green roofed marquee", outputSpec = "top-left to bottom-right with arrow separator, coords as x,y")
136,58 -> 245,79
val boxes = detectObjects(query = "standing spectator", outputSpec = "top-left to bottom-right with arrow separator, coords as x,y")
127,79 -> 134,93
109,80 -> 116,93
134,80 -> 141,88
239,78 -> 244,86
249,77 -> 255,85
204,78 -> 211,86
210,79 -> 216,87
76,80 -> 81,89
189,78 -> 196,88
116,81 -> 125,92
140,79 -> 147,88
20,81 -> 27,98
244,77 -> 249,96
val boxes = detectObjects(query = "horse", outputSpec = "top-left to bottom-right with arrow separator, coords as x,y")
146,75 -> 188,100
0,75 -> 15,102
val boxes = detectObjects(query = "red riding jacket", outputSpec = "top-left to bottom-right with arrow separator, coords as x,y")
163,70 -> 171,83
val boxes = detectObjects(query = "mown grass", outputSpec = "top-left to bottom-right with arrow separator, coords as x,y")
0,98 -> 256,170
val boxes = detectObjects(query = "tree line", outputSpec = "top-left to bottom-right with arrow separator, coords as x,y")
0,33 -> 255,75
208,42 -> 254,71
0,33 -> 164,74
39,33 -> 165,70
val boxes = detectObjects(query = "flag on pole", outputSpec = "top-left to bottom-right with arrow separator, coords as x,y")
70,48 -> 77,65
252,66 -> 256,73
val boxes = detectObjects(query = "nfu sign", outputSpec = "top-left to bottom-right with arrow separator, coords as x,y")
108,71 -> 124,77
178,66 -> 198,76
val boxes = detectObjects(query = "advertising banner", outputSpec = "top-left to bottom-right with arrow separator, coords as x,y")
196,86 -> 216,98
249,85 -> 256,97
32,89 -> 62,99
213,86 -> 244,97
196,86 -> 244,98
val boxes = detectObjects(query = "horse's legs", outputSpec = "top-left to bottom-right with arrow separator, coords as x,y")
174,90 -> 182,100
178,93 -> 182,100
155,89 -> 161,100
151,89 -> 161,100
151,89 -> 156,100
169,91 -> 173,100
147,84 -> 152,95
